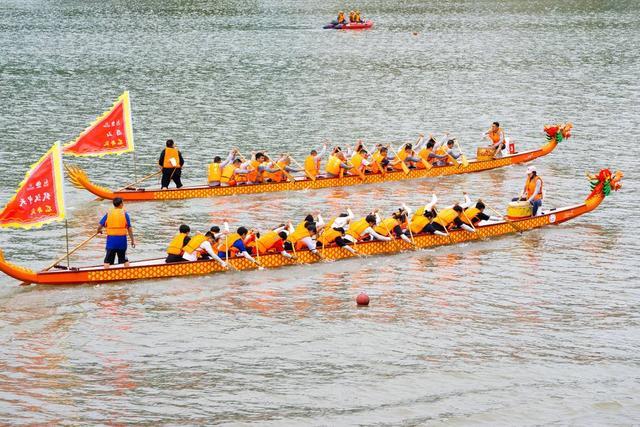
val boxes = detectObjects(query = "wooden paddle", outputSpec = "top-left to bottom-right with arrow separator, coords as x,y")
486,205 -> 523,233
388,144 -> 410,175
115,170 -> 162,193
401,204 -> 416,246
432,207 -> 455,244
289,156 -> 316,182
265,152 -> 295,183
455,141 -> 469,168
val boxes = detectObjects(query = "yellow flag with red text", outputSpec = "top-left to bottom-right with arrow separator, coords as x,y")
64,91 -> 134,156
0,142 -> 66,229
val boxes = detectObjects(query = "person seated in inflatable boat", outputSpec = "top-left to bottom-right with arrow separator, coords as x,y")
336,11 -> 348,25
354,10 -> 365,23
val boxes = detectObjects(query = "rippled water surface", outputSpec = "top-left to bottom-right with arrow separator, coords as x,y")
1,0 -> 639,424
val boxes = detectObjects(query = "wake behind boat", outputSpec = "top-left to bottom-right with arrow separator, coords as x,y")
66,126 -> 568,202
0,168 -> 622,286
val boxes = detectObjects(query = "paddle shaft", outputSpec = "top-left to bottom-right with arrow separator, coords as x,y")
289,156 -> 316,182
116,170 -> 161,192
43,232 -> 99,272
487,205 -> 523,233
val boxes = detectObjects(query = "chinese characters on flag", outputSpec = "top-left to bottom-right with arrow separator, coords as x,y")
63,91 -> 135,156
0,143 -> 66,229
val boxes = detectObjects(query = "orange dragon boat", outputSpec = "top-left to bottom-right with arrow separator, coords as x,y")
0,168 -> 622,286
65,126 -> 570,202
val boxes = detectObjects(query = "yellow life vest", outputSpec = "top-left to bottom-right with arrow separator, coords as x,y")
325,155 -> 342,176
350,153 -> 364,171
183,234 -> 207,256
208,163 -> 221,182
370,152 -> 385,173
256,231 -> 282,253
304,155 -> 318,179
105,208 -> 128,236
220,163 -> 237,184
288,225 -> 311,244
163,147 -> 180,168
167,233 -> 189,255
412,206 -> 426,222
409,215 -> 430,234
374,218 -> 399,236
346,217 -> 370,239
318,227 -> 341,245
462,207 -> 481,225
433,208 -> 459,228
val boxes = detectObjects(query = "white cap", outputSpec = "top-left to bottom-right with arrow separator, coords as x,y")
526,166 -> 536,174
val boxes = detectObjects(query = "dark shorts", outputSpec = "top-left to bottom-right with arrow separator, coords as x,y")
104,249 -> 128,265
165,254 -> 186,263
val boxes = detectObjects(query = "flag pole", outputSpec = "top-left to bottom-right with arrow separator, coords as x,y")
133,151 -> 138,182
65,219 -> 70,268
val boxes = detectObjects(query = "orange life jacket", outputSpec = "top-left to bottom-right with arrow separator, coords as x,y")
488,128 -> 504,145
245,160 -> 262,183
525,175 -> 543,201
163,147 -> 180,168
264,161 -> 287,182
208,163 -> 221,182
374,218 -> 399,236
105,208 -> 128,236
255,231 -> 282,254
167,232 -> 189,255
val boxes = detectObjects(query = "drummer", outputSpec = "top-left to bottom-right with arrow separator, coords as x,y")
513,166 -> 544,216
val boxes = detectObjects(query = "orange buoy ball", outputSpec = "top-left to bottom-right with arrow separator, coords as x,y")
356,292 -> 370,306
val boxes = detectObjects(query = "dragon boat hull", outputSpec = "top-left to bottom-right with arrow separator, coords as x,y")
0,190 -> 606,286
66,138 -> 560,202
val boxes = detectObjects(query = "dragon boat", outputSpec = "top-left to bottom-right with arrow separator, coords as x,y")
0,168 -> 622,286
65,125 -> 571,202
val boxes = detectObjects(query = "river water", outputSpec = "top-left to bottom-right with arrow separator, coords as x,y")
1,0 -> 639,424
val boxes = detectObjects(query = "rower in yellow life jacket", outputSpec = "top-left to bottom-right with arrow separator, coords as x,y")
373,208 -> 413,244
349,149 -> 370,175
317,210 -> 359,255
345,214 -> 391,243
180,231 -> 228,267
285,214 -> 324,254
423,204 -> 475,235
459,201 -> 493,227
325,151 -> 352,178
208,149 -> 237,187
166,224 -> 191,263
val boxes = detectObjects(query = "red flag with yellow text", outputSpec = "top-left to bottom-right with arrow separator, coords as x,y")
63,91 -> 135,156
0,142 -> 66,229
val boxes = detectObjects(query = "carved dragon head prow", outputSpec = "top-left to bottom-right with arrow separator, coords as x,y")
587,168 -> 623,200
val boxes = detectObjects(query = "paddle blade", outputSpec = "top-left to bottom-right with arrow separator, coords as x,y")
421,159 -> 432,170
400,162 -> 410,175
461,154 -> 469,168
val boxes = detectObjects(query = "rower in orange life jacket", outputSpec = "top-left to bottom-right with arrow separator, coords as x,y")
263,155 -> 301,183
159,139 -> 184,189
432,136 -> 462,166
166,224 -> 191,263
246,227 -> 295,259
407,194 -> 439,234
418,138 -> 449,167
325,149 -> 353,178
484,121 -> 506,156
216,226 -> 258,264
391,143 -> 422,171
97,197 -> 135,269
513,165 -> 544,216
304,143 -> 327,179
336,11 -> 347,25
245,152 -> 269,184
370,146 -> 390,174
208,150 -> 236,187
181,231 -> 228,267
